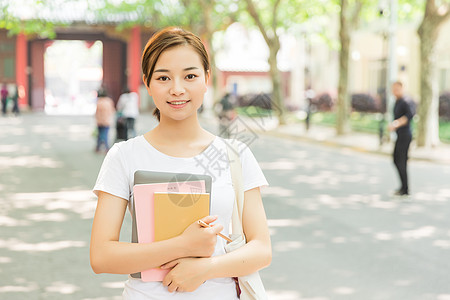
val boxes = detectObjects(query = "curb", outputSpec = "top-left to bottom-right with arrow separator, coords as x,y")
200,115 -> 450,165
256,127 -> 450,165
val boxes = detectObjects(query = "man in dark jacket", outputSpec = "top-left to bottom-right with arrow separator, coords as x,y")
388,81 -> 414,196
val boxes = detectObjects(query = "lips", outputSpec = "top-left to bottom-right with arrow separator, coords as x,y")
167,100 -> 190,108
168,100 -> 190,105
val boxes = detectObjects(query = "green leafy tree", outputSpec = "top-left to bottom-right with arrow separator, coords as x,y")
0,0 -> 62,38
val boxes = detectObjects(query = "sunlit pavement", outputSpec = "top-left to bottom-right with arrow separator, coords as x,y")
0,113 -> 124,299
1,112 -> 450,300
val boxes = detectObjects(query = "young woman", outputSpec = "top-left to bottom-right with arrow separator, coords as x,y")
90,27 -> 271,299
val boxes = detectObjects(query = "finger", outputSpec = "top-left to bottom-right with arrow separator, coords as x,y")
161,260 -> 178,269
210,223 -> 224,234
162,276 -> 171,287
200,215 -> 218,225
168,283 -> 177,293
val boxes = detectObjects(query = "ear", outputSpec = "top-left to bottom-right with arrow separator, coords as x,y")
143,74 -> 151,96
205,70 -> 210,85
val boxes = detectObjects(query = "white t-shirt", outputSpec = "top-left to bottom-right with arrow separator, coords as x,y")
93,135 -> 268,300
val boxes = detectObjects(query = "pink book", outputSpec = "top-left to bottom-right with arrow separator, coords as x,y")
133,180 -> 206,281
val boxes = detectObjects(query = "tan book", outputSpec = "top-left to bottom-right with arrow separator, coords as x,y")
153,192 -> 210,242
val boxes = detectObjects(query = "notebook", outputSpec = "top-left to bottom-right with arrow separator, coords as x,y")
131,170 -> 212,280
134,181 -> 206,244
132,171 -> 213,243
153,192 -> 210,242
133,181 -> 206,282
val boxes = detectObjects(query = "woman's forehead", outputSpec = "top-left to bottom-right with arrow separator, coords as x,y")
155,45 -> 204,70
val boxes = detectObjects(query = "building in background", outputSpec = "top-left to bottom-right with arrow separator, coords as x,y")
0,0 -> 150,112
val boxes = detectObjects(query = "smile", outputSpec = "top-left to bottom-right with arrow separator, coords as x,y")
167,100 -> 190,105
168,100 -> 189,105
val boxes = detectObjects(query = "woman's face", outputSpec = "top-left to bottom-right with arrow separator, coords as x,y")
146,45 -> 209,121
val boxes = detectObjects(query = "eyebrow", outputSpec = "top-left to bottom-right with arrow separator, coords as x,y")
154,67 -> 200,73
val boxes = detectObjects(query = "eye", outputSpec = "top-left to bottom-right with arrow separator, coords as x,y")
186,74 -> 198,80
156,76 -> 170,81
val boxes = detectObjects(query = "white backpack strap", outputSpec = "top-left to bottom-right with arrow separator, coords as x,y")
226,139 -> 245,237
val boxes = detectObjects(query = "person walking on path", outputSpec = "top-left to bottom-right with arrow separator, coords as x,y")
388,81 -> 413,196
116,86 -> 140,139
90,27 -> 271,299
11,84 -> 20,116
94,87 -> 115,153
215,92 -> 236,138
1,83 -> 8,116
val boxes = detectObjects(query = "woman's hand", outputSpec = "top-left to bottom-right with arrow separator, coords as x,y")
179,215 -> 223,258
161,257 -> 212,293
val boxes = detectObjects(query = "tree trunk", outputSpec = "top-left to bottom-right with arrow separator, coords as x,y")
244,0 -> 286,125
201,0 -> 221,104
417,23 -> 439,147
337,0 -> 351,135
416,0 -> 449,147
208,39 -> 220,102
268,41 -> 286,124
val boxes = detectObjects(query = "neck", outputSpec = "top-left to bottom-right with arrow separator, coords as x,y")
155,113 -> 205,142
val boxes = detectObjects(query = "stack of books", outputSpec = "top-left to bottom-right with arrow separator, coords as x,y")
131,170 -> 212,282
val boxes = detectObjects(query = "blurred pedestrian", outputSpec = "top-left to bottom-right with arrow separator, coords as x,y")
95,87 -> 115,153
305,87 -> 316,131
388,81 -> 413,196
1,83 -> 8,116
11,85 -> 20,116
215,92 -> 236,138
116,86 -> 139,139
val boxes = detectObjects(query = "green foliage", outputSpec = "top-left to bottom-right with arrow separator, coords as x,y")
440,120 -> 450,142
241,0 -> 334,33
87,0 -> 157,29
87,0 -> 238,35
236,106 -> 273,117
397,0 -> 425,21
0,0 -> 431,40
0,4 -> 59,38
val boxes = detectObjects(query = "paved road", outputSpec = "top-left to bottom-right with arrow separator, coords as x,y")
252,133 -> 450,300
1,113 -> 450,300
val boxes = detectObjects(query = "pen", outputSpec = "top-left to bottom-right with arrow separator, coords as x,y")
198,220 -> 232,243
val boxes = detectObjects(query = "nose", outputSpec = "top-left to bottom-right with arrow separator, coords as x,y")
170,79 -> 185,96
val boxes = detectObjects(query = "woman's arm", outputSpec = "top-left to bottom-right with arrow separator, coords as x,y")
210,187 -> 272,275
90,191 -> 222,275
161,187 -> 271,292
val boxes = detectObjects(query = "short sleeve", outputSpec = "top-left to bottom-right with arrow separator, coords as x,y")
402,101 -> 413,121
93,144 -> 130,200
239,142 -> 269,192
